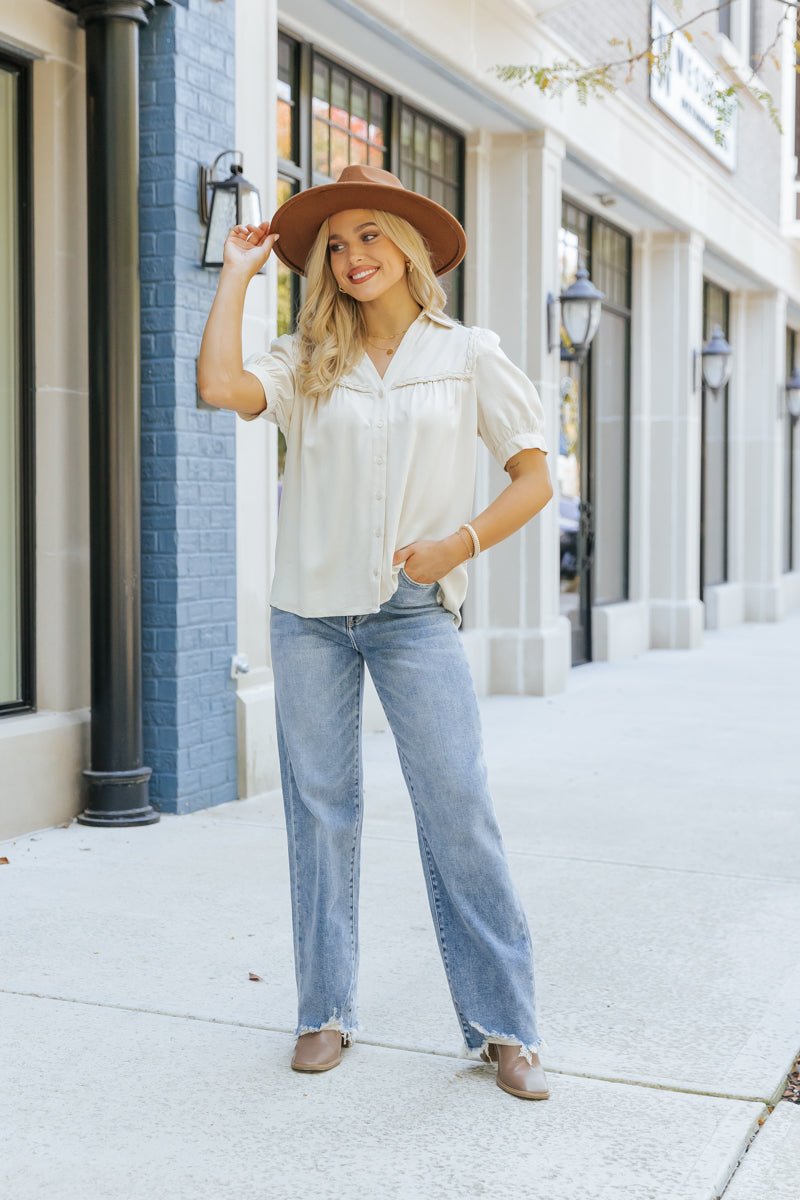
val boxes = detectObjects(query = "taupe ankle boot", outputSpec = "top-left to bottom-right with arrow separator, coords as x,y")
480,1043 -> 550,1099
291,1030 -> 347,1072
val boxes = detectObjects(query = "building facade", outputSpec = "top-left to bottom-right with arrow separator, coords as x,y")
1,0 -> 799,837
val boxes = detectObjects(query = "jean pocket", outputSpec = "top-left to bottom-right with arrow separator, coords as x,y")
400,565 -> 435,588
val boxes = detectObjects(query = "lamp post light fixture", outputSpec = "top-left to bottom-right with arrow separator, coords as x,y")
198,149 -> 262,268
694,324 -> 733,394
786,364 -> 800,421
547,260 -> 605,363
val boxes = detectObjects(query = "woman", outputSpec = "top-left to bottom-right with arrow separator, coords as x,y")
198,164 -> 553,1101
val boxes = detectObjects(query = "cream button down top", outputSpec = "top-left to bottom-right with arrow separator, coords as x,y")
238,309 -> 548,629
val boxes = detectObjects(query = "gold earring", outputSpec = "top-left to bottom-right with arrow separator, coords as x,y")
405,260 -> 412,271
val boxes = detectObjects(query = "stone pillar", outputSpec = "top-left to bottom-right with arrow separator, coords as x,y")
646,231 -> 705,649
138,0 -> 239,813
470,128 -> 569,695
740,289 -> 789,621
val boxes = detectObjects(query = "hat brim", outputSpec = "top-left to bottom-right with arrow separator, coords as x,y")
268,182 -> 467,278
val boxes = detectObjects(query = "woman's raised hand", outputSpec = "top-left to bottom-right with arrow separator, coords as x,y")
223,220 -> 279,279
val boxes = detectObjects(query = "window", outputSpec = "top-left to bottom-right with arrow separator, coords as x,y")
276,32 -> 303,486
749,0 -> 758,67
718,1 -> 732,39
785,328 -> 798,573
701,280 -> 731,592
398,103 -> 464,317
0,54 -> 34,714
312,55 -> 388,181
719,1 -> 758,67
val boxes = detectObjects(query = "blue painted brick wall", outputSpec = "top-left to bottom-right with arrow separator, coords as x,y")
139,0 -> 238,813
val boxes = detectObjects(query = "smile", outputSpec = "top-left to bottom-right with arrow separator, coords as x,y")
348,267 -> 379,283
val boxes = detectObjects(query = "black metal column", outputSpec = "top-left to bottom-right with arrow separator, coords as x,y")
55,0 -> 158,825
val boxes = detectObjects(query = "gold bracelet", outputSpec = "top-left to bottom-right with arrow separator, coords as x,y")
460,522 -> 481,559
455,527 -> 474,558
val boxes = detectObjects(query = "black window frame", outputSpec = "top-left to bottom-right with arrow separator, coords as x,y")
0,50 -> 36,716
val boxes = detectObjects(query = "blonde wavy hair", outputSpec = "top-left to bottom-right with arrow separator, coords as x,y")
294,209 -> 451,403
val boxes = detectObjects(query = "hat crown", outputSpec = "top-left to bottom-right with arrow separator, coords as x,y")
334,164 -> 405,189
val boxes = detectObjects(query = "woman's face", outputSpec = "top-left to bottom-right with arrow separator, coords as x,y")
327,209 -> 408,300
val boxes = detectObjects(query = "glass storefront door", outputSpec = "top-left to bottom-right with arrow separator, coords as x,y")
785,327 -> 797,574
558,358 -> 592,663
558,202 -> 632,665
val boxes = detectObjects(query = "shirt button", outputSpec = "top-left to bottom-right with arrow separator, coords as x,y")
376,420 -> 384,428
376,492 -> 383,500
374,529 -> 381,537
376,456 -> 384,464
373,568 -> 379,577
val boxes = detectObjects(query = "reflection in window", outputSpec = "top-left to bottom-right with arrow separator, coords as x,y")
311,55 -> 388,183
559,203 -> 590,288
398,104 -> 464,317
276,176 -> 297,339
277,33 -> 297,162
275,31 -> 305,497
558,372 -> 581,603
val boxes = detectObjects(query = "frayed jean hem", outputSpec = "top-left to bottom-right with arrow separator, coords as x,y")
463,1021 -> 544,1068
295,1015 -> 361,1047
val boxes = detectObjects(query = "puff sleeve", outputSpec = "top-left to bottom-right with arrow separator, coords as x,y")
238,332 -> 297,436
474,327 -> 548,470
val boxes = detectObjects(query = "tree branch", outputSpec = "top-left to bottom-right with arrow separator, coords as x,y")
492,0 -> 798,139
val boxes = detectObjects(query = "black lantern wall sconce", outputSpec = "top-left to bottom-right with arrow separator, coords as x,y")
785,364 -> 800,422
198,149 -> 263,268
547,260 -> 605,363
693,324 -> 733,394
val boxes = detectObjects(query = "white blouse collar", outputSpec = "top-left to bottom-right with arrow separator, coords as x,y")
341,308 -> 458,391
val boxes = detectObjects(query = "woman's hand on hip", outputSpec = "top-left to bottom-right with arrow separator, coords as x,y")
223,220 -> 279,279
393,536 -> 471,584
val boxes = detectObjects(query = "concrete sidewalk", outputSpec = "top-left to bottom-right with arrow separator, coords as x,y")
2,614 -> 799,1199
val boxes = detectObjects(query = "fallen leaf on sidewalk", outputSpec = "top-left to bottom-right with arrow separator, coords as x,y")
248,972 -> 263,982
0,857 -> 9,865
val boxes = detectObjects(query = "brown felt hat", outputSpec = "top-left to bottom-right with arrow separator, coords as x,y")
269,164 -> 467,278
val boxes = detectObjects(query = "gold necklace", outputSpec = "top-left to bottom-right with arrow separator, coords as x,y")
366,327 -> 410,356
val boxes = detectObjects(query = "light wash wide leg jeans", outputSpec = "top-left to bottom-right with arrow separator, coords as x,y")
269,570 -> 544,1064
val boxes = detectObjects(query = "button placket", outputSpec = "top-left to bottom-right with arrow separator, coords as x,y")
372,385 -> 389,583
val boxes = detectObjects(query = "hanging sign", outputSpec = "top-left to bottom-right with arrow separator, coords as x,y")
649,2 -> 737,171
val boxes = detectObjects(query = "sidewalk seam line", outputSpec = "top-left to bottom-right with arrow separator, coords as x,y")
0,988 -> 778,1104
